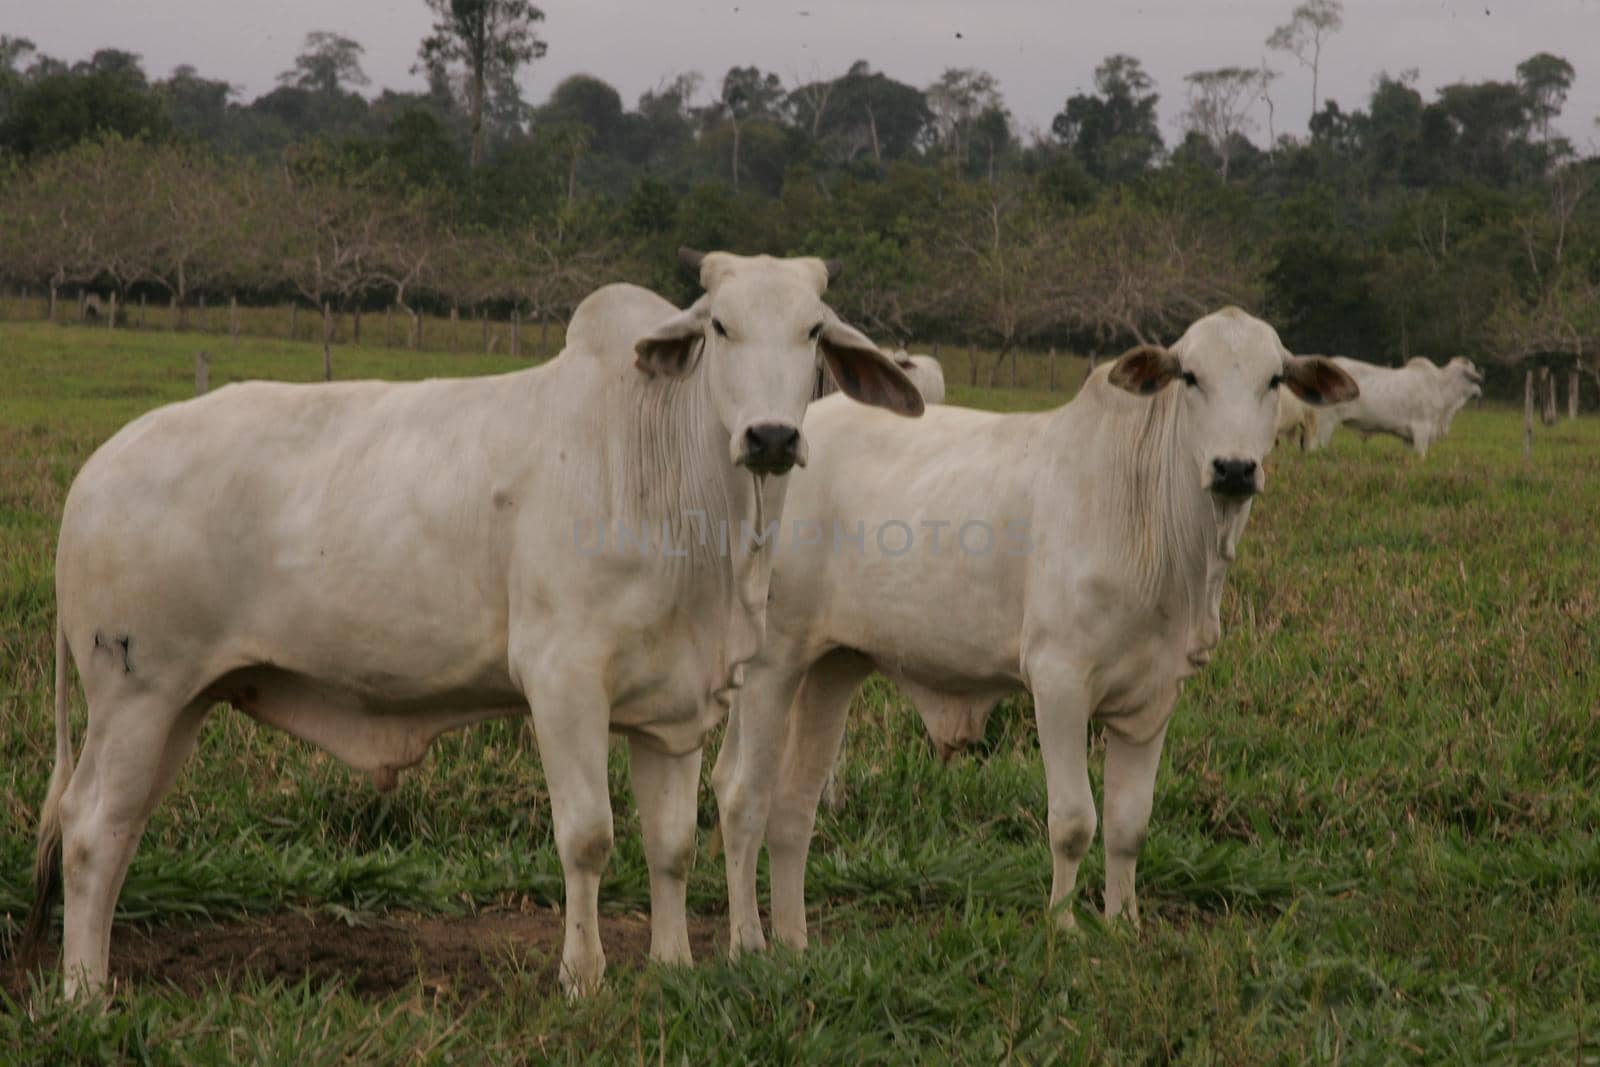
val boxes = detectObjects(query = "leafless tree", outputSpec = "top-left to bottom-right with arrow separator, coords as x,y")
1182,67 -> 1268,180
1267,0 -> 1345,116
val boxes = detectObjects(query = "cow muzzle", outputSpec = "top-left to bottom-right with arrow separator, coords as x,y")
736,422 -> 805,476
1207,457 -> 1260,499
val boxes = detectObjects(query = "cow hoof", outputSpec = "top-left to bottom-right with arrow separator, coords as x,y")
773,928 -> 809,953
559,959 -> 606,998
728,925 -> 768,956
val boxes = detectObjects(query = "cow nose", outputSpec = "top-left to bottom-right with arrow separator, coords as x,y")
741,423 -> 801,473
1210,458 -> 1258,497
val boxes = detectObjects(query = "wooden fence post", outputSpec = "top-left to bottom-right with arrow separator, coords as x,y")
48,284 -> 57,323
170,294 -> 179,330
195,350 -> 210,395
1048,346 -> 1056,391
1569,367 -> 1580,420
512,309 -> 522,357
449,305 -> 459,351
107,292 -> 117,330
290,302 -> 299,340
1539,366 -> 1558,426
229,296 -> 239,344
322,301 -> 333,381
353,306 -> 362,346
411,309 -> 422,350
1524,369 -> 1534,458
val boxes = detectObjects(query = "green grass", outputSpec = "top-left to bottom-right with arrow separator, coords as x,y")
2,323 -> 1598,1063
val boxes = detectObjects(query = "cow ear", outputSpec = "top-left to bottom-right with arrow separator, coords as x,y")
1108,344 -> 1180,396
634,304 -> 707,378
819,317 -> 924,417
1284,355 -> 1359,406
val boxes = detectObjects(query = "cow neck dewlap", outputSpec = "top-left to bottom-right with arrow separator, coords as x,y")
1092,379 -> 1230,626
622,364 -> 772,694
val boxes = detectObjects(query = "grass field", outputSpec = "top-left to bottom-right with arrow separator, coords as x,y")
1,323 -> 1597,1063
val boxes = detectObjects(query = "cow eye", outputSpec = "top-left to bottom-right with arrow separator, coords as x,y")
1181,371 -> 1199,388
711,318 -> 728,338
808,323 -> 823,341
1268,374 -> 1284,390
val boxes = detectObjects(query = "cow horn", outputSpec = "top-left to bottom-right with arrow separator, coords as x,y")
824,259 -> 844,283
678,247 -> 706,275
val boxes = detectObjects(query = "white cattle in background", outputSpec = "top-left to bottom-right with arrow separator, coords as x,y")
712,308 -> 1359,954
1311,356 -> 1483,457
1275,388 -> 1318,451
23,249 -> 923,998
816,350 -> 944,405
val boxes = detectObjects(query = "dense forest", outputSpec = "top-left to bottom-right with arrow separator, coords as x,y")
1,1 -> 1597,398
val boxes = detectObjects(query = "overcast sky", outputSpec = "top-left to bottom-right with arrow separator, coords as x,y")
11,0 -> 1600,148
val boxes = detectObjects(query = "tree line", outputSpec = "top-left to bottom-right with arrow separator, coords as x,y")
0,0 -> 1596,393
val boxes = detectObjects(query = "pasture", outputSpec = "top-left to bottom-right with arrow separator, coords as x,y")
1,323 -> 1597,1063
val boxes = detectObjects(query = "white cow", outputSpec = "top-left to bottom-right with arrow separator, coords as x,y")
892,353 -> 946,405
712,308 -> 1357,953
816,350 -> 944,405
1274,388 -> 1318,451
1310,356 -> 1482,457
23,250 -> 924,997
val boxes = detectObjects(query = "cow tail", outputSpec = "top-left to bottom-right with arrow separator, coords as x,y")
18,618 -> 74,961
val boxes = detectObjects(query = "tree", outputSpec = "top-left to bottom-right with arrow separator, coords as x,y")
796,62 -> 930,167
1182,67 -> 1268,180
1516,52 -> 1574,147
1051,54 -> 1164,182
0,61 -> 170,157
278,31 -> 370,96
0,35 -> 36,112
0,143 -> 101,317
140,143 -> 253,325
157,66 -> 236,145
716,66 -> 784,189
932,183 -> 1068,384
1060,192 -> 1265,347
1266,0 -> 1344,118
925,67 -> 1004,170
417,0 -> 547,168
542,74 -> 625,151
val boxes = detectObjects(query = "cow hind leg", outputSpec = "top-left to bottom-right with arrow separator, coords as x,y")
627,738 -> 701,966
59,693 -> 209,998
712,658 -> 808,956
768,650 -> 872,950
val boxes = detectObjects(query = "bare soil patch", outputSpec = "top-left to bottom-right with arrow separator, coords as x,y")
3,909 -> 724,1001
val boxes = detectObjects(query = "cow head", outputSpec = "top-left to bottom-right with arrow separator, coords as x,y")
634,249 -> 923,476
1447,356 -> 1484,399
1108,308 -> 1358,499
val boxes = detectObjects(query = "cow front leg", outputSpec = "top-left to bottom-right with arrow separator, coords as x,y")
1028,662 -> 1096,929
1410,424 -> 1433,459
628,738 -> 701,966
1102,725 -> 1168,924
526,675 -> 614,996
